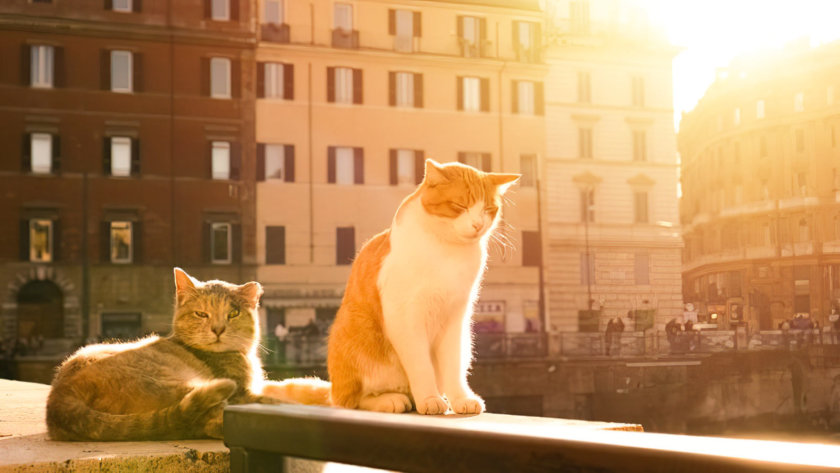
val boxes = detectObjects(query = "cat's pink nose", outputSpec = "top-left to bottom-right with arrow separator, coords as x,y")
472,222 -> 483,232
212,325 -> 226,336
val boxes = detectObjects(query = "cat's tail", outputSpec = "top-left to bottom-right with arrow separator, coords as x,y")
46,379 -> 236,441
260,377 -> 332,405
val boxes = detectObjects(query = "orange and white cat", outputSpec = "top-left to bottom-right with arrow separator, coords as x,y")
327,159 -> 518,415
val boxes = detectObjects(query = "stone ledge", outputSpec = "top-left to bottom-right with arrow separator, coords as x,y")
0,380 -> 228,473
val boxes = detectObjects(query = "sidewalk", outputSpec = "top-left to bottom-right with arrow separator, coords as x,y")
0,379 -> 228,472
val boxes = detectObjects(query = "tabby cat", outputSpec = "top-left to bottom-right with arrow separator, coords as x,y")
328,159 -> 518,415
46,268 -> 329,440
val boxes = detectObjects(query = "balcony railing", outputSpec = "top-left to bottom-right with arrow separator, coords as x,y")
332,29 -> 359,49
260,23 -> 290,43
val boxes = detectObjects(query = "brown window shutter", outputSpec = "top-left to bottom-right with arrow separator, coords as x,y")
256,143 -> 265,181
512,80 -> 519,114
327,146 -> 336,183
52,135 -> 61,174
101,221 -> 111,263
21,133 -> 31,172
388,9 -> 395,35
352,68 -> 363,104
457,77 -> 463,110
480,77 -> 490,112
105,0 -> 112,10
133,52 -> 143,92
389,149 -> 397,185
52,218 -> 61,262
21,44 -> 31,86
266,226 -> 286,264
512,21 -> 520,50
133,0 -> 142,13
54,46 -> 65,88
353,147 -> 364,184
131,137 -> 141,176
535,81 -> 544,115
414,150 -> 424,184
456,16 -> 463,38
482,153 -> 491,172
202,221 -> 211,263
203,0 -> 211,18
52,134 -> 61,174
284,145 -> 295,182
101,49 -> 111,90
283,63 -> 294,99
231,59 -> 240,98
534,23 -> 542,59
479,18 -> 487,55
133,220 -> 143,264
20,219 -> 30,261
200,57 -> 210,97
327,67 -> 335,102
522,230 -> 541,267
458,152 -> 466,164
230,0 -> 239,21
229,142 -> 241,180
103,137 -> 112,175
388,71 -> 396,106
413,11 -> 421,37
257,63 -> 265,98
232,223 -> 242,264
336,227 -> 355,265
414,73 -> 423,108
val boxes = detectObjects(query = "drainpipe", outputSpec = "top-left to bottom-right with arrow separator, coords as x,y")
308,61 -> 314,263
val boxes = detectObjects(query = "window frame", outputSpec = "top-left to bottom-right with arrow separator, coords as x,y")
112,0 -> 132,12
519,154 -> 537,187
29,218 -> 53,263
30,133 -> 53,174
462,76 -> 480,112
110,50 -> 133,93
210,57 -> 232,99
334,146 -> 355,185
211,141 -> 231,180
30,45 -> 54,89
334,67 -> 354,104
634,191 -> 649,224
109,220 -> 133,264
580,188 -> 595,223
334,3 -> 354,31
264,62 -> 284,99
517,80 -> 535,116
210,222 -> 232,264
395,71 -> 415,107
211,0 -> 230,21
110,136 -> 132,177
264,0 -> 284,24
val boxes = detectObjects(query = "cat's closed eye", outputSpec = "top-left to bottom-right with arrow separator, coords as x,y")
484,206 -> 498,214
448,202 -> 467,213
194,311 -> 209,319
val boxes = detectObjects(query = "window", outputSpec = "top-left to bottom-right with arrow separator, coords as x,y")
577,71 -> 590,103
30,45 -> 54,88
210,57 -> 231,99
111,50 -> 132,93
570,0 -> 590,34
580,188 -> 595,222
521,231 -> 541,267
211,141 -> 230,180
112,0 -> 132,12
458,152 -> 491,171
796,171 -> 807,196
519,154 -> 537,187
634,191 -> 649,223
516,81 -> 535,115
110,221 -> 133,263
760,134 -> 767,157
756,99 -> 765,119
30,133 -> 53,174
29,219 -> 53,263
390,149 -> 422,186
459,16 -> 483,57
514,21 -> 538,61
262,62 -> 293,99
263,144 -> 295,181
794,92 -> 804,112
389,9 -> 419,52
799,218 -> 810,242
733,107 -> 741,126
392,72 -> 416,107
266,226 -> 286,264
329,67 -> 362,104
632,76 -> 644,107
579,128 -> 593,159
632,131 -> 646,162
336,227 -> 355,265
264,0 -> 284,24
210,222 -> 232,264
212,0 -> 229,20
328,146 -> 363,185
635,253 -> 649,285
795,129 -> 804,152
334,3 -> 353,31
458,76 -> 488,112
110,136 -> 132,176
580,252 -> 595,285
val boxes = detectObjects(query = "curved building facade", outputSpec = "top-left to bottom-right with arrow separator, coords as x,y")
679,41 -> 840,330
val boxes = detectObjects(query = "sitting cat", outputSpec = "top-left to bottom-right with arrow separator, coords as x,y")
328,159 -> 518,415
46,268 -> 330,440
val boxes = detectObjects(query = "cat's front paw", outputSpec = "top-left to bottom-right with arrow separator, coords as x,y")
359,393 -> 412,413
450,394 -> 485,415
415,395 -> 448,415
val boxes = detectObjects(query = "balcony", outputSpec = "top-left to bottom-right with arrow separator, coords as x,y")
515,46 -> 541,63
332,29 -> 359,49
260,23 -> 290,43
458,38 -> 486,58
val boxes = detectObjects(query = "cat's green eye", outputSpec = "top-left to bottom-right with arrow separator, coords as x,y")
228,308 -> 240,319
194,311 -> 209,319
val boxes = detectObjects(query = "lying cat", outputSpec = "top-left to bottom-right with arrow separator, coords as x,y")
46,268 -> 330,440
328,159 -> 518,415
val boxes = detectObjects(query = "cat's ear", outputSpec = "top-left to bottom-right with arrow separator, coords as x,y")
173,267 -> 197,304
238,282 -> 264,308
423,159 -> 449,187
488,173 -> 520,195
